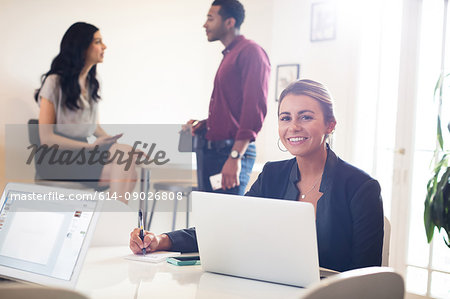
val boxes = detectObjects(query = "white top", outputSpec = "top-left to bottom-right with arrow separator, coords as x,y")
38,74 -> 98,138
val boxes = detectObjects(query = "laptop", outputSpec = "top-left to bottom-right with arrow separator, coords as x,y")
0,183 -> 102,288
192,191 -> 320,288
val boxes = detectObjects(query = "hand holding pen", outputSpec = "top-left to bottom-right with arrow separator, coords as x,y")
130,210 -> 173,255
138,209 -> 146,256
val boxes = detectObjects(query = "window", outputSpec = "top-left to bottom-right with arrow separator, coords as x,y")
406,0 -> 450,298
356,0 -> 450,297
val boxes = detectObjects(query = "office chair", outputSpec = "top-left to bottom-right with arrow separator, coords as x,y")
302,267 -> 405,299
27,119 -> 103,190
382,216 -> 391,266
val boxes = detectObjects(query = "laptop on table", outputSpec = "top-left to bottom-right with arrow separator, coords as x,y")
0,183 -> 101,289
192,191 -> 321,288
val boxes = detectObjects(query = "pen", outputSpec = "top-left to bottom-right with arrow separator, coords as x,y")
138,209 -> 146,256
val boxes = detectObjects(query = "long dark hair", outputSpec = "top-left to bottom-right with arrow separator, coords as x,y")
34,22 -> 101,110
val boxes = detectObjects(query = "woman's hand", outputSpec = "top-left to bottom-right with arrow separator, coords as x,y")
92,133 -> 122,147
129,228 -> 172,254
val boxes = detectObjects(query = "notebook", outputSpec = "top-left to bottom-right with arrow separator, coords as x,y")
124,251 -> 181,263
192,191 -> 320,287
0,183 -> 102,288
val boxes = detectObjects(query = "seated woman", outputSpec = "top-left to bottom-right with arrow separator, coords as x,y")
34,22 -> 137,199
130,79 -> 384,272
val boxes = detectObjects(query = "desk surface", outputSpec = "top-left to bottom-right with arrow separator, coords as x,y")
77,246 -> 306,299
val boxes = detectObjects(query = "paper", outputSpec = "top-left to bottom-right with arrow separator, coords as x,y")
124,251 -> 181,263
319,267 -> 340,278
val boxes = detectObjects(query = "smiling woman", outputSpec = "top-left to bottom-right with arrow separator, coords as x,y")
245,79 -> 384,272
129,79 -> 384,273
278,95 -> 335,159
276,80 -> 336,207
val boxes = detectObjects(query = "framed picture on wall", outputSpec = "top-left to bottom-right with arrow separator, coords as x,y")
275,64 -> 300,101
310,2 -> 336,42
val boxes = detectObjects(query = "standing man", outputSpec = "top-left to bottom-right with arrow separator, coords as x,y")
189,0 -> 271,195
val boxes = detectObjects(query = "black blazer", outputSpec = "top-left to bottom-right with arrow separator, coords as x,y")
167,148 -> 384,272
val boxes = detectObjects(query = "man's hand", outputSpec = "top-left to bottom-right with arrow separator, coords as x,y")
221,157 -> 241,189
129,228 -> 172,254
185,119 -> 206,135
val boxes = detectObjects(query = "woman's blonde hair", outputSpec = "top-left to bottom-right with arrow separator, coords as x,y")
278,79 -> 336,125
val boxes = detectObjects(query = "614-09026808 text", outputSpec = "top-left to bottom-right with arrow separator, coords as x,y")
95,191 -> 183,201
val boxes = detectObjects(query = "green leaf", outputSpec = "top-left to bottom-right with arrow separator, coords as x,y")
437,116 -> 444,150
432,154 -> 449,177
437,166 -> 450,192
433,74 -> 443,99
424,197 -> 435,243
434,73 -> 450,99
433,191 -> 444,228
434,167 -> 450,245
426,73 -> 450,246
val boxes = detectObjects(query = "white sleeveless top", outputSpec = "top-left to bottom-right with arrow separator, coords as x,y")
37,74 -> 98,139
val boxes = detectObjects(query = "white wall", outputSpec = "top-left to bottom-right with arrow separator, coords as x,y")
264,0 -> 364,163
0,0 -> 368,184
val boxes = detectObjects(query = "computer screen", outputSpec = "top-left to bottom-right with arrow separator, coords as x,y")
0,186 -> 98,284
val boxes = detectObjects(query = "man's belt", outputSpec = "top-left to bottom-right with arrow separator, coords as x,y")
205,139 -> 234,150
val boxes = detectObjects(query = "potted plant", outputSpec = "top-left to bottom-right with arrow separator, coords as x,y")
424,73 -> 450,248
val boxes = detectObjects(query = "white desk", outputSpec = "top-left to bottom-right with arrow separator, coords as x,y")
76,246 -> 306,299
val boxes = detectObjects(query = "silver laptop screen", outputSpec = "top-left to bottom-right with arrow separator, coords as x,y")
0,190 -> 97,281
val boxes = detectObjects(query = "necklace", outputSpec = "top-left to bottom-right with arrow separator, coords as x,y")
300,177 -> 321,199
